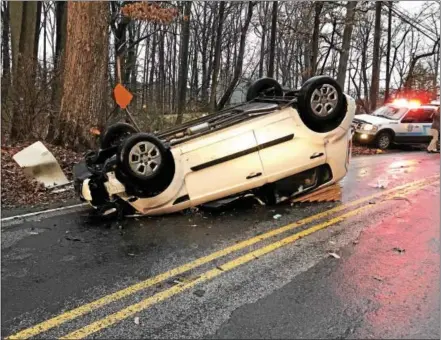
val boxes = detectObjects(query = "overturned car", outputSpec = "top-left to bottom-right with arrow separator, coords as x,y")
73,76 -> 356,217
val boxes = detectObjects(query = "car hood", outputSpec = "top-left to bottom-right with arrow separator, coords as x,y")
353,114 -> 394,126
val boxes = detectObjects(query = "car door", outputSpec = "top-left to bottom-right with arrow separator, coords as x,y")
183,130 -> 265,204
254,116 -> 326,183
399,108 -> 431,143
420,108 -> 436,143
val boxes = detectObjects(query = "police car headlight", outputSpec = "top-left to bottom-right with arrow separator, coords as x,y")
362,124 -> 377,132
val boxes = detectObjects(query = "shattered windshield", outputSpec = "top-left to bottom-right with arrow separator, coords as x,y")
372,105 -> 408,120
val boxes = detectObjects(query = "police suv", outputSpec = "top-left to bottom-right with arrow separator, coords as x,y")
353,99 -> 440,149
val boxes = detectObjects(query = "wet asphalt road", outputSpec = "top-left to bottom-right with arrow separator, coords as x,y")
1,151 -> 440,339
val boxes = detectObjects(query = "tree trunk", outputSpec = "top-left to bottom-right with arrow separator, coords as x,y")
142,25 -> 149,109
217,2 -> 255,110
43,3 -> 47,84
33,1 -> 42,64
433,52 -> 439,100
309,2 -> 323,78
209,1 -> 225,113
1,1 -> 11,137
320,18 -> 336,75
206,6 -> 216,109
158,31 -> 165,114
54,2 -> 109,149
268,1 -> 278,78
201,2 -> 208,102
191,26 -> 199,100
336,1 -> 356,88
47,1 -> 67,141
176,1 -> 192,124
258,3 -> 269,78
9,1 -> 38,141
1,1 -> 10,91
369,2 -> 382,112
384,2 -> 392,103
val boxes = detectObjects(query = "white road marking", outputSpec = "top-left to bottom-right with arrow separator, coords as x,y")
1,203 -> 89,228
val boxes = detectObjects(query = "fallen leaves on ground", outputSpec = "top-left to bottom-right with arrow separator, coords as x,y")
351,145 -> 395,157
1,141 -> 82,209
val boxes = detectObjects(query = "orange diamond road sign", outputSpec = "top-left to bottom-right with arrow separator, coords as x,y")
113,83 -> 133,109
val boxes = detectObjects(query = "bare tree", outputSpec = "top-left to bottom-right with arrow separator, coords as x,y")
176,1 -> 192,124
217,1 -> 255,110
9,1 -> 39,140
336,1 -> 356,88
369,2 -> 382,111
209,1 -> 226,113
55,2 -> 109,148
384,2 -> 393,102
268,1 -> 278,78
309,2 -> 323,79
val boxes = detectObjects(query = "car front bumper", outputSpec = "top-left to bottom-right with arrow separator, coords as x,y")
73,160 -> 110,208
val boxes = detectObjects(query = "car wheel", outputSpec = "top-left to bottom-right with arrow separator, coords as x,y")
375,131 -> 392,150
297,76 -> 345,133
246,77 -> 283,102
118,133 -> 167,183
100,123 -> 138,149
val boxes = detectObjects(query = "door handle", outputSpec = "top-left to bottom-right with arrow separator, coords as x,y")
310,152 -> 324,159
246,172 -> 262,179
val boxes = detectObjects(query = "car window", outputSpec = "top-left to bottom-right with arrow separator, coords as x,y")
372,106 -> 408,120
403,108 -> 434,123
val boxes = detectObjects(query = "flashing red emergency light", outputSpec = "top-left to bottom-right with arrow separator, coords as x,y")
388,88 -> 433,106
391,98 -> 421,108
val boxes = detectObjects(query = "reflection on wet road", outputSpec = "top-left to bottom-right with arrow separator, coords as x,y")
2,152 -> 439,339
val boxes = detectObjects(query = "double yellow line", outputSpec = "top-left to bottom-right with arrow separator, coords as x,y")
7,176 -> 438,339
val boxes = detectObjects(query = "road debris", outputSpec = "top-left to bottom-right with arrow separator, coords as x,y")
65,235 -> 84,242
373,276 -> 383,282
392,247 -> 406,254
328,252 -> 341,259
292,184 -> 342,203
390,196 -> 412,204
273,214 -> 282,220
375,177 -> 389,189
193,289 -> 206,297
134,316 -> 140,325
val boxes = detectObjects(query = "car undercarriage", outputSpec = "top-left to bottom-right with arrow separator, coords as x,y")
73,76 -> 355,218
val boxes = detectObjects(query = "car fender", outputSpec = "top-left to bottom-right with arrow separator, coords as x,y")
376,128 -> 396,140
120,147 -> 188,211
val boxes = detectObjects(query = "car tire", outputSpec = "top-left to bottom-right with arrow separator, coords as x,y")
100,123 -> 138,149
118,133 -> 168,183
246,77 -> 283,102
297,76 -> 346,133
375,131 -> 393,150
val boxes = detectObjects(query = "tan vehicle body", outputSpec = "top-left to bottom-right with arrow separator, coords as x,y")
82,95 -> 356,215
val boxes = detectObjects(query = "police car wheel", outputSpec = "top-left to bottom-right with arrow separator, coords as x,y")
375,131 -> 392,150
